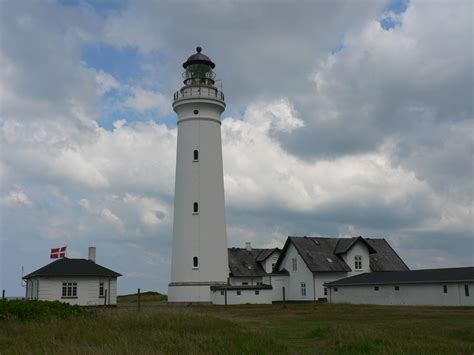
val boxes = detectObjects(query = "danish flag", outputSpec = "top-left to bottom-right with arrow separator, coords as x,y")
50,246 -> 67,259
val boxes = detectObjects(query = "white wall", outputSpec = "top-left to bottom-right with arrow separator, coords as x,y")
340,240 -> 370,276
279,244 -> 314,301
28,277 -> 118,306
211,289 -> 273,305
262,251 -> 280,273
328,282 -> 474,306
314,272 -> 348,300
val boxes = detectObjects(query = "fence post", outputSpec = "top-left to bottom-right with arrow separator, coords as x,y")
224,289 -> 227,310
138,288 -> 141,310
104,289 -> 108,306
2,289 -> 5,300
282,287 -> 286,308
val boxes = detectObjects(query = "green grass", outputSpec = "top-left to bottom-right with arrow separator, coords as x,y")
117,291 -> 167,304
0,302 -> 472,354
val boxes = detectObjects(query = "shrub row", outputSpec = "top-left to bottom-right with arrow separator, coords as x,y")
0,299 -> 86,321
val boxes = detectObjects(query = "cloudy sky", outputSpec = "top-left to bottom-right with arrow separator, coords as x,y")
0,0 -> 472,296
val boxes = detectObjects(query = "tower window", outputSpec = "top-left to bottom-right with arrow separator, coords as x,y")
193,109 -> 199,115
193,256 -> 198,268
193,202 -> 199,213
193,150 -> 199,161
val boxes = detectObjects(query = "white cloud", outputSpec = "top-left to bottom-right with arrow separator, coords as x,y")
0,188 -> 32,207
125,87 -> 171,114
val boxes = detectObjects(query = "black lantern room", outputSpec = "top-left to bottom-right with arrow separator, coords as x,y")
182,47 -> 216,86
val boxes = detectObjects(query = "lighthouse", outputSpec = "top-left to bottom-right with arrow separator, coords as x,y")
168,47 -> 229,303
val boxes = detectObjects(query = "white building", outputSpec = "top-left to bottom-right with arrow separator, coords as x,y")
23,247 -> 121,306
212,236 -> 409,305
325,267 -> 474,306
168,47 -> 229,303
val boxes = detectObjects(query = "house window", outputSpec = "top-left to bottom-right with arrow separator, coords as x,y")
242,282 -> 248,285
292,258 -> 297,271
255,290 -> 259,295
256,282 -> 262,286
193,202 -> 199,213
334,288 -> 338,292
465,285 -> 470,297
99,282 -> 104,297
324,287 -> 327,296
237,291 -> 241,296
443,285 -> 447,293
374,286 -> 379,291
193,256 -> 199,268
62,282 -> 77,298
301,282 -> 306,297
355,255 -> 362,270
394,286 -> 400,291
193,150 -> 199,161
220,291 -> 224,296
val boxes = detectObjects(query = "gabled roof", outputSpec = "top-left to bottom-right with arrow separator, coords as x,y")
228,248 -> 274,277
334,236 -> 376,255
325,267 -> 474,286
23,258 -> 122,279
255,248 -> 280,262
274,236 -> 409,273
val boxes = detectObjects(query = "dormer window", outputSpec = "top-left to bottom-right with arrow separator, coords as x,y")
355,255 -> 362,270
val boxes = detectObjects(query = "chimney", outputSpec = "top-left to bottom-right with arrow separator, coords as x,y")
88,246 -> 96,263
245,242 -> 252,251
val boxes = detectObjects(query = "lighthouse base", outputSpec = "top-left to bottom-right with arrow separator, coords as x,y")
168,282 -> 227,304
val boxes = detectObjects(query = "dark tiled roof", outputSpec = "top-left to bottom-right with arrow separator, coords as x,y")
334,236 -> 376,255
289,237 -> 352,272
325,267 -> 474,286
255,248 -> 280,262
228,248 -> 273,277
365,238 -> 409,271
274,236 -> 409,273
23,258 -> 122,279
210,284 -> 273,291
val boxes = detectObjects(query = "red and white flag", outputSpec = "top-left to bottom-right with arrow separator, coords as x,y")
50,246 -> 67,259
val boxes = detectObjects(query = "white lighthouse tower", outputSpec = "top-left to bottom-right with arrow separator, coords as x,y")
168,47 -> 229,303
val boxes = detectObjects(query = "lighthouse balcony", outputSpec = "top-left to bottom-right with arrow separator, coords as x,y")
173,86 -> 225,104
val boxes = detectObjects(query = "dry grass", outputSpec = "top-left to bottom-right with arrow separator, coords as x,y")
0,301 -> 473,354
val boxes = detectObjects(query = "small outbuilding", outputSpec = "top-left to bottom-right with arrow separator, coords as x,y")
23,247 -> 121,306
325,267 -> 473,306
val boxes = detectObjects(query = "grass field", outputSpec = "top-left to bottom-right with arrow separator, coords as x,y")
0,295 -> 473,354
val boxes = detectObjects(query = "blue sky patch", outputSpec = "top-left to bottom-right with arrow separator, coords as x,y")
82,43 -> 143,83
380,0 -> 409,30
58,0 -> 128,16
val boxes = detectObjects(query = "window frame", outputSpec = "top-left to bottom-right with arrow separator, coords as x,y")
193,202 -> 199,214
292,258 -> 297,271
193,256 -> 199,268
236,290 -> 241,296
99,282 -> 105,297
374,286 -> 379,291
193,149 -> 199,161
394,285 -> 400,291
62,282 -> 78,299
354,255 -> 362,270
255,290 -> 259,295
443,285 -> 447,294
301,282 -> 306,297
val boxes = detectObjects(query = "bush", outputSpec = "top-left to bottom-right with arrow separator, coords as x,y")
0,300 -> 86,321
